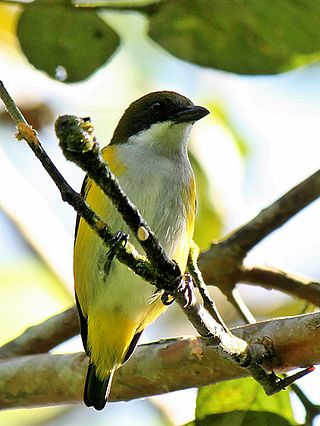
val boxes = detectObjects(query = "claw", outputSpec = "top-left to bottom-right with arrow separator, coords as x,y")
181,273 -> 195,308
107,231 -> 129,256
161,291 -> 174,306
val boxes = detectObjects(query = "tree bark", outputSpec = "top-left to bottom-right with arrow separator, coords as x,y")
1,311 -> 319,409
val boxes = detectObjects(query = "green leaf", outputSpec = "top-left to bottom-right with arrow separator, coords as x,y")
196,378 -> 295,424
148,0 -> 320,75
17,0 -> 120,82
196,411 -> 293,426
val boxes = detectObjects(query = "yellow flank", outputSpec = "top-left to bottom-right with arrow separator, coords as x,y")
74,145 -> 127,308
172,175 -> 196,271
102,144 -> 127,176
186,176 -> 196,235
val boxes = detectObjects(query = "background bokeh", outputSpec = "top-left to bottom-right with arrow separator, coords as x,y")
0,3 -> 320,425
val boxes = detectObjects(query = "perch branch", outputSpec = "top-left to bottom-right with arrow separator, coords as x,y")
1,311 -> 319,409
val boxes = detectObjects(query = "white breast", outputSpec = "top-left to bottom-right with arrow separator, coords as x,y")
117,120 -> 194,256
93,120 -> 195,321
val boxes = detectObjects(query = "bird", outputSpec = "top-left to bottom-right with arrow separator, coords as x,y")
73,90 -> 209,410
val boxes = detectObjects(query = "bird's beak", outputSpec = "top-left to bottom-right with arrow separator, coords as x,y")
174,105 -> 210,123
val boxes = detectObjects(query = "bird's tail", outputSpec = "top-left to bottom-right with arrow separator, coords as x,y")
84,363 -> 114,411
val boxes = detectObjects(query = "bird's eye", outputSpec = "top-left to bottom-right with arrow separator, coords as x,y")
150,102 -> 163,112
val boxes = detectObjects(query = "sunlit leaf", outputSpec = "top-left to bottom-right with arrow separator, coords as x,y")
17,0 -> 120,82
148,0 -> 320,75
196,378 -> 295,424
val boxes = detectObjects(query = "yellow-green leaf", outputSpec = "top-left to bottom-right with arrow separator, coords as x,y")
196,378 -> 295,424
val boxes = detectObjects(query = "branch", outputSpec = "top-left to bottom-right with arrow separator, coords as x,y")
240,266 -> 320,306
1,312 -> 319,409
0,146 -> 73,290
0,82 -> 157,287
0,307 -> 78,359
222,169 -> 320,257
198,170 -> 320,300
229,287 -> 256,324
55,115 -> 181,288
187,241 -> 229,330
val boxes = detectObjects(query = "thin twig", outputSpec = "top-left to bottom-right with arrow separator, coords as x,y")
73,0 -> 160,14
187,242 -> 229,331
55,115 -> 181,289
0,82 -> 156,286
229,287 -> 256,324
198,170 -> 320,304
222,170 -> 320,258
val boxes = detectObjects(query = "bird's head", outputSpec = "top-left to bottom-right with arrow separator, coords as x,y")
110,91 -> 209,153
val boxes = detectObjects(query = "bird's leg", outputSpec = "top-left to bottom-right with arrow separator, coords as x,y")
104,232 -> 129,275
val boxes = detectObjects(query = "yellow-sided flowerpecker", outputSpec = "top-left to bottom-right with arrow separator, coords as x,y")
74,91 -> 209,410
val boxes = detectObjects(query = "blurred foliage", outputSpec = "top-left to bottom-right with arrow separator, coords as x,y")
17,0 -> 120,82
0,257 -> 72,345
193,378 -> 295,425
0,254 -> 73,425
0,103 -> 54,129
148,0 -> 320,75
191,100 -> 249,250
0,406 -> 69,426
191,152 -> 223,249
9,0 -> 320,81
210,102 -> 250,159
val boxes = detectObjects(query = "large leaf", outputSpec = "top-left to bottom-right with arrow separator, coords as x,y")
195,378 -> 295,425
148,0 -> 320,75
17,0 -> 120,82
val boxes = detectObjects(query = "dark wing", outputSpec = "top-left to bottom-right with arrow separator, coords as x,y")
75,293 -> 89,355
122,330 -> 143,364
74,175 -> 91,353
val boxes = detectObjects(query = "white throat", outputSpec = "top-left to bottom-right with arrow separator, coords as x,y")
127,121 -> 192,157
